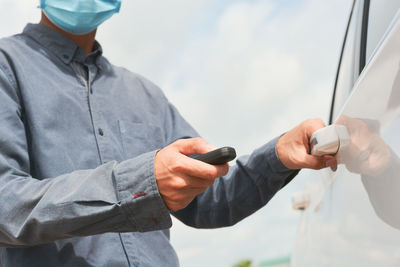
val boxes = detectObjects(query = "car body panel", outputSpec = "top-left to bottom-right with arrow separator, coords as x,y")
291,7 -> 400,267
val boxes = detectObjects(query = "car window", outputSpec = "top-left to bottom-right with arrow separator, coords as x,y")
366,0 -> 400,63
330,0 -> 362,123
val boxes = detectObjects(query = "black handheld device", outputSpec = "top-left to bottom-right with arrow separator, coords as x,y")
190,147 -> 236,165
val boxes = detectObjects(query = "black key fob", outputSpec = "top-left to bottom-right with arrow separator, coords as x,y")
190,147 -> 236,165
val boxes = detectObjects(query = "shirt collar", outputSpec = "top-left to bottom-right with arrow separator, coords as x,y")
22,23 -> 104,66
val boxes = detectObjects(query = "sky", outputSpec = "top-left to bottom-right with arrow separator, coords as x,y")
0,0 -> 351,266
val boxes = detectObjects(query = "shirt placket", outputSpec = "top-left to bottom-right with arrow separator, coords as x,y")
74,61 -> 137,267
73,62 -> 103,165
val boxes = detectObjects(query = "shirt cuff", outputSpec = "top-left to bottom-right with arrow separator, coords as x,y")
112,150 -> 172,232
265,136 -> 300,186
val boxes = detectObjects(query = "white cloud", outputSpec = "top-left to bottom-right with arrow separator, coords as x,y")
96,0 -> 214,80
157,0 -> 350,156
0,1 -> 39,36
177,246 -> 205,262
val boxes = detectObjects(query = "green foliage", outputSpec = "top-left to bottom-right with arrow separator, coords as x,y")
233,259 -> 252,267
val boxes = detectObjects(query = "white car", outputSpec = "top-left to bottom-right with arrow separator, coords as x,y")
291,0 -> 400,266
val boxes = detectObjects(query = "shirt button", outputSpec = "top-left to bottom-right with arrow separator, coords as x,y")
98,128 -> 104,136
62,54 -> 69,60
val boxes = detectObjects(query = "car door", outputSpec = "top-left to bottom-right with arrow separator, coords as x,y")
291,1 -> 400,266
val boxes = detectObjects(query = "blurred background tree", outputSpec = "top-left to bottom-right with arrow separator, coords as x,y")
233,259 -> 252,267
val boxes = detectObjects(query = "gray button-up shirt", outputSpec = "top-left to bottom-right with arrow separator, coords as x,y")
0,24 -> 298,267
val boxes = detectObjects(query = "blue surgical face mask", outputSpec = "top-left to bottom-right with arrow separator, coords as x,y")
39,0 -> 121,35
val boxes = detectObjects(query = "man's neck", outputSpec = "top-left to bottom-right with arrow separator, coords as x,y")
40,12 -> 97,55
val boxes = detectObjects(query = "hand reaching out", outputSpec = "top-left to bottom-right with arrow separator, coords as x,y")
276,118 -> 337,170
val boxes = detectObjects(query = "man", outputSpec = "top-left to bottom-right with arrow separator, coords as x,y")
0,1 -> 336,266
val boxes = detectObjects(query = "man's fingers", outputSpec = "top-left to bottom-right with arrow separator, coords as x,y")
175,154 -> 229,179
174,174 -> 216,189
169,137 -> 229,179
174,137 -> 217,156
303,120 -> 338,170
302,154 -> 337,170
301,154 -> 324,169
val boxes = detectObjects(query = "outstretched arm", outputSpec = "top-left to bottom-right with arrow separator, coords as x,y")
168,119 -> 336,228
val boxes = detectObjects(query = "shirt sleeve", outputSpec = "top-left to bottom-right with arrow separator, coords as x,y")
0,63 -> 171,248
172,136 -> 299,228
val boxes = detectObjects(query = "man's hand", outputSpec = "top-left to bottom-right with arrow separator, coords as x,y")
154,138 -> 229,211
276,118 -> 337,170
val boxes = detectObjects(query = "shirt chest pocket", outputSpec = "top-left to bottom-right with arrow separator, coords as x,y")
118,120 -> 165,159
